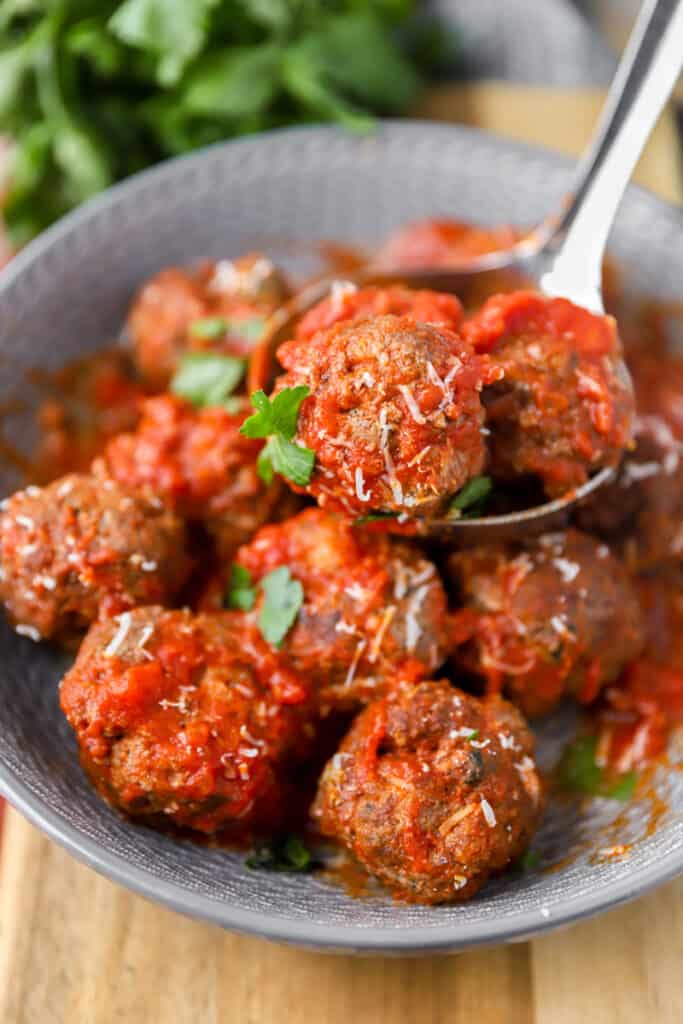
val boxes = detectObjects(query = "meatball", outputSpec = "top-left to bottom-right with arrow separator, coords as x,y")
576,415 -> 683,572
276,314 -> 501,517
226,508 -> 449,713
60,607 -> 314,835
0,474 -> 190,643
628,346 -> 683,441
128,255 -> 289,389
99,394 -> 282,558
463,291 -> 634,499
312,680 -> 543,903
294,284 -> 463,346
34,350 -> 144,481
448,529 -> 644,718
374,219 -> 519,269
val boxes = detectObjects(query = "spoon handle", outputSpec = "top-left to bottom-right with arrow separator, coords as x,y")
540,0 -> 683,311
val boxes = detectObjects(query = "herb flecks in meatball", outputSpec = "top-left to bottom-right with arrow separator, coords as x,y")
313,680 -> 543,903
128,255 -> 289,389
276,314 -> 501,517
60,608 -> 314,836
464,291 -> 634,499
100,394 -> 281,559
0,474 -> 190,643
448,529 -> 644,718
226,509 -> 449,713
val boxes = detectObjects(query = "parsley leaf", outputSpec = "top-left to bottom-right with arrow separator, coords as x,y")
558,735 -> 638,801
603,771 -> 638,802
467,729 -> 480,743
182,43 -> 282,118
225,564 -> 256,611
241,386 -> 310,440
189,317 -> 229,340
109,0 -> 219,86
246,835 -> 312,873
517,849 -> 541,871
258,566 -> 303,647
448,476 -> 493,518
241,388 -> 314,486
229,316 -> 267,343
354,511 -> 398,525
170,352 -> 245,408
190,314 -> 266,346
259,434 -> 315,487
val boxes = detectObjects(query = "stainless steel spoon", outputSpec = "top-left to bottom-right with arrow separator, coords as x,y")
252,0 -> 683,542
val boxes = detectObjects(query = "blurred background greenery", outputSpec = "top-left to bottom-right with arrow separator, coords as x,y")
0,0 -> 458,244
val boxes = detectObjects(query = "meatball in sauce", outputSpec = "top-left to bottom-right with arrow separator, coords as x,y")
0,474 -> 190,643
60,608 -> 314,836
276,314 -> 501,517
128,255 -> 289,389
99,394 -> 282,559
313,680 -> 543,903
448,530 -> 644,718
215,508 -> 450,714
464,291 -> 634,499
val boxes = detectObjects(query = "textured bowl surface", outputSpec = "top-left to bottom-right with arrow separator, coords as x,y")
0,123 -> 682,953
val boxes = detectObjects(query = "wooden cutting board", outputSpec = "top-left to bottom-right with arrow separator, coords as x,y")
0,84 -> 682,1024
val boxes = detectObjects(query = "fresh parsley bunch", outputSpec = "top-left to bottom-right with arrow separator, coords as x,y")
0,0 -> 449,242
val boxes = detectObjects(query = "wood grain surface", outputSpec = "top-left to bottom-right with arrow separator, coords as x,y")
0,83 -> 681,1023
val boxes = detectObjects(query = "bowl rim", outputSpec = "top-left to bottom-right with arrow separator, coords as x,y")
1,120 -> 682,952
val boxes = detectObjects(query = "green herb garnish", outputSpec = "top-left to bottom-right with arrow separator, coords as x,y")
558,735 -> 638,801
170,352 -> 245,408
258,566 -> 304,647
229,316 -> 266,343
354,511 -> 399,525
245,835 -> 312,874
241,388 -> 314,486
448,476 -> 493,519
225,564 -> 303,647
224,564 -> 256,611
189,316 -> 266,344
517,849 -> 541,871
467,729 -> 480,743
189,317 -> 229,340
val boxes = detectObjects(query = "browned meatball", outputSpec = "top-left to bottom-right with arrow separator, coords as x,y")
576,415 -> 683,571
128,256 -> 289,389
0,475 -> 190,643
60,607 -> 314,836
464,291 -> 634,499
225,508 -> 450,713
276,314 -> 501,517
312,680 -> 543,903
448,529 -> 644,718
99,394 -> 282,559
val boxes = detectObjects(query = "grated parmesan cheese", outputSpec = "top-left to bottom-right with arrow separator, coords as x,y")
354,467 -> 371,502
552,557 -> 581,583
344,638 -> 367,688
398,384 -> 427,424
15,623 -> 41,642
480,796 -> 497,828
103,612 -> 133,657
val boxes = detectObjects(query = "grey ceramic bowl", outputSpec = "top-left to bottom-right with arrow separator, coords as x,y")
0,123 -> 681,953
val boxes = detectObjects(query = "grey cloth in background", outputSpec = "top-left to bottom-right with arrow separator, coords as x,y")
433,0 -> 616,85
